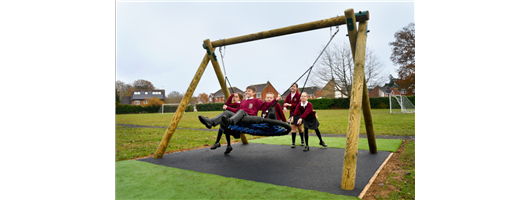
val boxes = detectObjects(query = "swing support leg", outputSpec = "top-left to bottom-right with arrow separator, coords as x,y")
362,77 -> 377,154
203,39 -> 248,144
341,8 -> 371,190
154,51 -> 212,158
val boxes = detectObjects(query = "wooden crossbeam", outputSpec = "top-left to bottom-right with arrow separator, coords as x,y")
210,11 -> 369,47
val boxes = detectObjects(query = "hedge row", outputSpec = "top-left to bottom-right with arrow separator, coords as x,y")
193,96 -> 415,111
195,103 -> 224,111
116,96 -> 415,114
116,104 -> 193,114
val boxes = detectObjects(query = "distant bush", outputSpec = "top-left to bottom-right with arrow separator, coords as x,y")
196,103 -> 224,111
116,104 -> 161,114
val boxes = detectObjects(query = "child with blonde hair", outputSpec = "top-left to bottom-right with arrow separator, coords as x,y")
290,92 -> 327,151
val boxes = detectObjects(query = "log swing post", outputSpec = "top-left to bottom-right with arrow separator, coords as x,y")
203,39 -> 249,144
362,77 -> 377,154
341,8 -> 373,190
154,52 -> 212,158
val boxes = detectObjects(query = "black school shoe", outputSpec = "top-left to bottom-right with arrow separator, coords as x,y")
301,141 -> 305,146
303,146 -> 310,152
291,144 -> 295,148
319,141 -> 328,147
224,146 -> 233,155
198,115 -> 213,129
210,143 -> 221,150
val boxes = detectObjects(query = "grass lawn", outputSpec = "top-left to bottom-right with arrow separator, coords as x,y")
116,160 -> 359,200
115,127 -> 265,161
116,109 -> 415,136
378,140 -> 415,200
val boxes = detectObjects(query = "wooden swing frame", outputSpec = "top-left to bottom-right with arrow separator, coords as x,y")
153,8 -> 376,191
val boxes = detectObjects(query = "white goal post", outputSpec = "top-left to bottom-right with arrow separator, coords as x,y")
158,103 -> 183,114
389,95 -> 415,113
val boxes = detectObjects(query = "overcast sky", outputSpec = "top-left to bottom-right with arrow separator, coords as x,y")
116,1 -> 415,96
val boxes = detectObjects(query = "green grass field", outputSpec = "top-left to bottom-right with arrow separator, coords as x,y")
115,109 -> 415,199
116,109 -> 415,136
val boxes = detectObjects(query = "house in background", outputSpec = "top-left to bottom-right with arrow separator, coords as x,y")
399,84 -> 415,96
250,81 -> 280,100
381,76 -> 415,96
121,89 -> 165,106
368,86 -> 415,97
209,82 -> 279,103
368,86 -> 390,97
299,86 -> 321,99
209,87 -> 245,103
321,79 -> 347,98
282,86 -> 322,99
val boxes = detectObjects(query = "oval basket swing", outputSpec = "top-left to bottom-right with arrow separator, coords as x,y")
227,115 -> 292,137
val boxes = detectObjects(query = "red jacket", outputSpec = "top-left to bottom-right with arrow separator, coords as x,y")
263,103 -> 287,122
283,92 -> 301,115
224,94 -> 240,109
293,101 -> 316,119
227,97 -> 274,116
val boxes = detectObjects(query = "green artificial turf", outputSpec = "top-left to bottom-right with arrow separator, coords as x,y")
116,160 -> 359,200
249,135 -> 403,152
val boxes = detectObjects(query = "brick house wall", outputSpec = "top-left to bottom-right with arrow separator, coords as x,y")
257,82 -> 279,100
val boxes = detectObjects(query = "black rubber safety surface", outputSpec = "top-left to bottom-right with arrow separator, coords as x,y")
138,143 -> 392,197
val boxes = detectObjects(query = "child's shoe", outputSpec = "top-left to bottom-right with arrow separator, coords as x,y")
319,141 -> 327,147
210,143 -> 221,150
224,146 -> 233,155
198,115 -> 213,129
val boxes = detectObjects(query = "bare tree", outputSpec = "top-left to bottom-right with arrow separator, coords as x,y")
312,40 -> 388,97
166,91 -> 184,104
116,80 -> 132,97
312,41 -> 352,97
132,79 -> 156,90
364,47 -> 388,89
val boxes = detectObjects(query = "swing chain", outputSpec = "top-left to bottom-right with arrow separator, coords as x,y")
300,25 -> 339,94
218,45 -> 234,94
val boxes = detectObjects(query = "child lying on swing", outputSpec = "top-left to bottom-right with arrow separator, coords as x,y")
198,85 -> 281,154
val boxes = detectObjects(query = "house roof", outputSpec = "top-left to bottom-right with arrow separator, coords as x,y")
249,83 -> 269,93
210,87 -> 245,98
120,96 -> 131,104
299,86 -> 321,95
281,86 -> 321,97
130,89 -> 165,100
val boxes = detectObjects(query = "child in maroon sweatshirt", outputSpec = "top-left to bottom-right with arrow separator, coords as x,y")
210,92 -> 244,150
290,92 -> 327,151
199,86 -> 280,154
262,92 -> 287,122
283,83 -> 304,147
